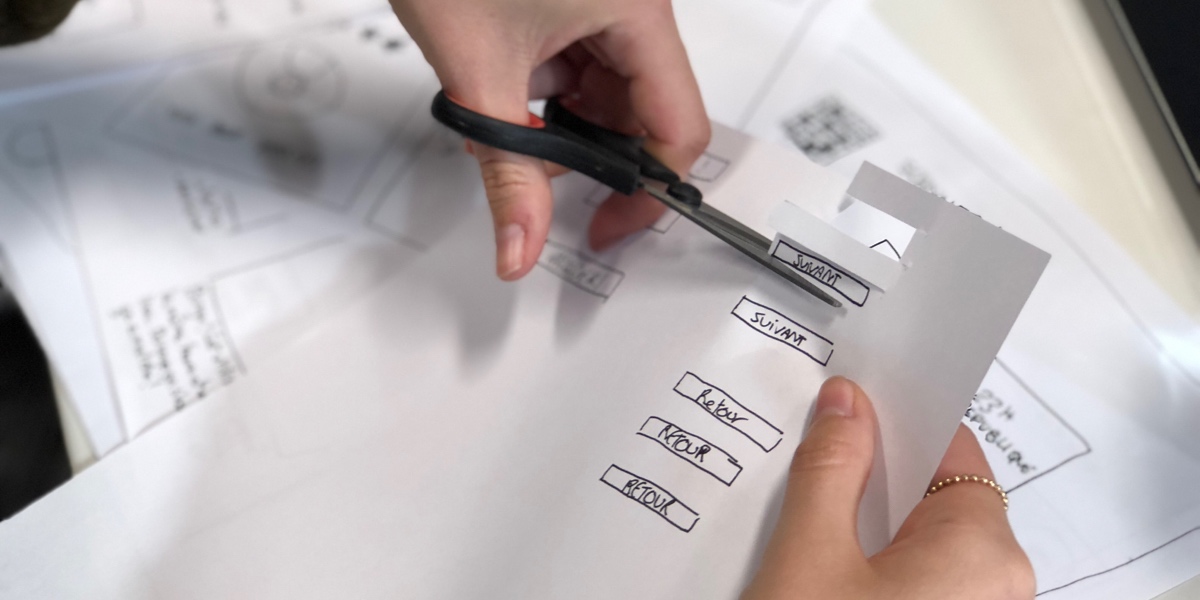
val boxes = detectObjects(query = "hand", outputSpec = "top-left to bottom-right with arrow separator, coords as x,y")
389,0 -> 710,280
1,0 -> 78,45
742,377 -> 1035,600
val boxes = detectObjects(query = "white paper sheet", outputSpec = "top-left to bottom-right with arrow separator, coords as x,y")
0,121 -> 1047,597
0,9 -> 441,445
0,166 -> 123,455
0,0 -> 869,454
735,14 -> 1200,598
5,2 -> 1194,598
0,0 -> 388,94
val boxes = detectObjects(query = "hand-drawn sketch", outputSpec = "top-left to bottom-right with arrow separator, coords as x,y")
175,173 -> 288,236
868,239 -> 902,261
688,152 -> 732,183
771,240 -> 870,306
637,416 -> 743,486
107,20 -> 434,211
674,372 -> 784,452
236,42 -> 347,121
365,124 -> 483,250
730,296 -> 835,365
536,240 -> 625,300
600,465 -> 700,532
106,285 -> 244,415
741,19 -> 1200,595
782,96 -> 880,166
965,360 -> 1090,492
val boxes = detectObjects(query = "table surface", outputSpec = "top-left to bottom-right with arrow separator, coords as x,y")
49,1 -> 1200,596
873,1 -> 1200,597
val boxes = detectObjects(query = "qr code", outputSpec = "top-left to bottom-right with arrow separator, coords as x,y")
782,97 -> 879,165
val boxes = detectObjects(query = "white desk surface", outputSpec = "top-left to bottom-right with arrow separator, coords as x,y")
873,1 -> 1200,598
49,1 -> 1200,596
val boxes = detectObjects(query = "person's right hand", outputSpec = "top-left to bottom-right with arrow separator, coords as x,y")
389,0 -> 710,281
742,377 -> 1035,599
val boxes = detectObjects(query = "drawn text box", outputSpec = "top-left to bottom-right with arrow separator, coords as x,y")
537,240 -> 624,299
771,240 -> 870,307
731,296 -> 834,366
638,416 -> 742,485
600,465 -> 699,532
674,372 -> 783,452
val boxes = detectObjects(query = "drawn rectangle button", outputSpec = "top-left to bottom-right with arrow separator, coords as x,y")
674,372 -> 783,452
771,240 -> 870,306
537,240 -> 624,299
637,416 -> 743,486
600,465 -> 699,532
731,296 -> 834,366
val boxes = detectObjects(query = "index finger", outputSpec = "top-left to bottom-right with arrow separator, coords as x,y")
599,5 -> 711,172
586,4 -> 711,250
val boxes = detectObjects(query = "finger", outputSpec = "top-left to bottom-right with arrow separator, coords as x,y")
529,55 -> 579,100
585,5 -> 711,250
931,424 -> 996,483
879,430 -> 1034,598
916,424 -> 1012,523
565,59 -> 667,249
588,192 -> 667,250
756,378 -> 877,579
596,6 -> 710,174
470,144 -> 553,280
441,66 -> 554,280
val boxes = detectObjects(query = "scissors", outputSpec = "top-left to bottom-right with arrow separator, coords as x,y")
430,91 -> 842,308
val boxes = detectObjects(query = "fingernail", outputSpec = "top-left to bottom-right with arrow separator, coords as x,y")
497,223 -> 525,279
816,377 -> 856,418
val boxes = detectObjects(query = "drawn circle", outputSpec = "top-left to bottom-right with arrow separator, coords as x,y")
236,42 -> 346,120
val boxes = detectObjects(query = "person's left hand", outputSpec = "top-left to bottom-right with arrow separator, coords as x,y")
742,377 -> 1035,600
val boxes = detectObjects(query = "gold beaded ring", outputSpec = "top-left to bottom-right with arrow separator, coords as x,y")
924,474 -> 1009,511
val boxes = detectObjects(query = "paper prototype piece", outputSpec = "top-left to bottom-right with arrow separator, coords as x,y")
738,13 -> 1200,599
0,126 -> 1048,598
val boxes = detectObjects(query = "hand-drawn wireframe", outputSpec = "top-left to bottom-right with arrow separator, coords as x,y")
0,122 -> 73,249
102,231 -> 400,435
965,359 -> 1091,492
365,124 -> 484,250
175,173 -> 288,236
536,240 -> 625,300
106,285 -> 245,414
600,464 -> 700,532
50,0 -> 144,42
236,43 -> 347,121
674,372 -> 784,452
637,416 -> 743,486
771,239 -> 870,306
107,21 -> 433,212
742,25 -> 1200,594
868,239 -> 902,261
782,96 -> 880,166
688,152 -> 732,183
730,296 -> 835,365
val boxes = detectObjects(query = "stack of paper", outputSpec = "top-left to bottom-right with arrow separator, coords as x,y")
0,1 -> 1196,599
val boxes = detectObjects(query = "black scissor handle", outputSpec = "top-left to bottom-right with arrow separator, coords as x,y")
431,91 -> 678,196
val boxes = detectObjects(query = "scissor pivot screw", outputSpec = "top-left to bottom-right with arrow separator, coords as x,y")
668,181 -> 703,207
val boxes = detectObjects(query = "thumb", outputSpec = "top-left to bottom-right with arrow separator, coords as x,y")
449,85 -> 554,281
746,378 -> 876,595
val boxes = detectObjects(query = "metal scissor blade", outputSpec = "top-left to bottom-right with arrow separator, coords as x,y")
641,181 -> 843,308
